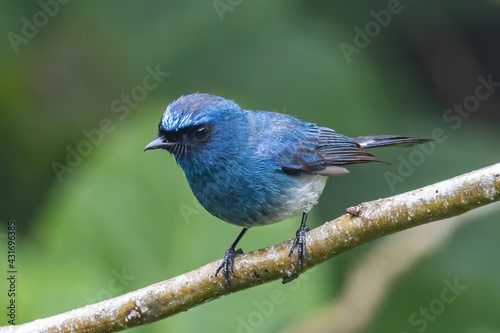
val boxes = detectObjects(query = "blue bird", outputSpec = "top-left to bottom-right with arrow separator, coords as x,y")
145,93 -> 430,289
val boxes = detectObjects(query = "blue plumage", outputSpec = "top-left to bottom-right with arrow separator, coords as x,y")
145,93 -> 430,288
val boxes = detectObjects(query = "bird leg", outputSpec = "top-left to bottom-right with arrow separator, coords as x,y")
289,212 -> 310,269
215,228 -> 248,290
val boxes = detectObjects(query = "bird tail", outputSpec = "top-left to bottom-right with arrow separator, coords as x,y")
353,135 -> 433,149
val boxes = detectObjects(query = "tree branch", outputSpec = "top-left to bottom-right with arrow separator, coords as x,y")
3,163 -> 500,333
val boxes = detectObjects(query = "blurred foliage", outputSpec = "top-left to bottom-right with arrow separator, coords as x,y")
1,0 -> 499,332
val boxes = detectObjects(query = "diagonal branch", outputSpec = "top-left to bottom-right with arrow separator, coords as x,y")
3,163 -> 500,333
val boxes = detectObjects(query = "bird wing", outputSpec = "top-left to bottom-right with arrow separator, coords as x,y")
280,126 -> 379,176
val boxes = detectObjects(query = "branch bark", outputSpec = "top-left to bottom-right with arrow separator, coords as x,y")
3,163 -> 500,333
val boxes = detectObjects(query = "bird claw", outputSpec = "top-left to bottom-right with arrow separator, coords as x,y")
289,224 -> 310,269
215,246 -> 243,290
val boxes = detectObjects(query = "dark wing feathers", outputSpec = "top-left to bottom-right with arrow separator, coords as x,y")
281,127 -> 379,176
315,127 -> 380,166
316,146 -> 379,165
278,124 -> 431,176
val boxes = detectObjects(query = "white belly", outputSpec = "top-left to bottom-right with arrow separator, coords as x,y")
258,174 -> 328,226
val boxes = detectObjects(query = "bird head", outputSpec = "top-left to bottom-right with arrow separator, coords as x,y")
144,93 -> 242,161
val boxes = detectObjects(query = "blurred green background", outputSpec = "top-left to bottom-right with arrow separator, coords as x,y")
1,1 -> 500,332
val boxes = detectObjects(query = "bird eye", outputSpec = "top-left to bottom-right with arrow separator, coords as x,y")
194,126 -> 210,140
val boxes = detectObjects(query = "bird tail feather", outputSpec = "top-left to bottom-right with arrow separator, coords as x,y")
353,136 -> 433,149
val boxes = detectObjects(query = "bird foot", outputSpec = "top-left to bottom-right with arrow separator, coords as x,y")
289,224 -> 310,269
215,246 -> 243,290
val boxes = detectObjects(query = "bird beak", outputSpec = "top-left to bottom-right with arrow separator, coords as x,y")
144,137 -> 172,152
